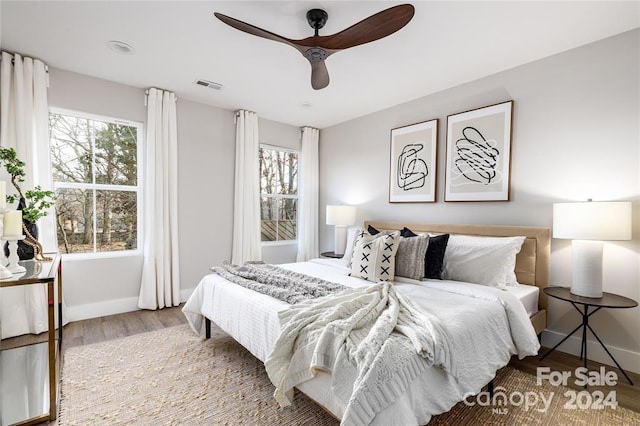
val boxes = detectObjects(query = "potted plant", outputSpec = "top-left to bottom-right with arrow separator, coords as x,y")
0,147 -> 56,260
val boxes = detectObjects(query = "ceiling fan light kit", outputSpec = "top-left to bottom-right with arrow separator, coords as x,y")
214,4 -> 415,90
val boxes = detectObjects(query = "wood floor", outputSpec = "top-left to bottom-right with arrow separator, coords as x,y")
3,305 -> 639,417
510,344 -> 640,413
0,304 -> 188,352
61,304 -> 188,350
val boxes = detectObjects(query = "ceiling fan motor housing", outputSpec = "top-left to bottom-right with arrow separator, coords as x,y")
306,9 -> 328,30
304,47 -> 327,62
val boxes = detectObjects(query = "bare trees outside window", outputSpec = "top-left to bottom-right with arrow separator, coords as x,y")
49,111 -> 141,254
259,146 -> 298,242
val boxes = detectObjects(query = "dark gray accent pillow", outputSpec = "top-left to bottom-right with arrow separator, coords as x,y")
401,226 -> 418,238
425,233 -> 450,279
368,224 -> 380,235
395,234 -> 429,280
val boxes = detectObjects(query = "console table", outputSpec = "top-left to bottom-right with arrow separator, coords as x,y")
0,255 -> 62,425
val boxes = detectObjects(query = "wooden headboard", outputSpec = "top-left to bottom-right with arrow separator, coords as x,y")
364,221 -> 551,334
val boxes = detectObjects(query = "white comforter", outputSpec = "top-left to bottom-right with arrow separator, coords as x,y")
266,280 -> 458,426
183,259 -> 540,425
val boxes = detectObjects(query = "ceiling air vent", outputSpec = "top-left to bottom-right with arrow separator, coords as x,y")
195,79 -> 223,90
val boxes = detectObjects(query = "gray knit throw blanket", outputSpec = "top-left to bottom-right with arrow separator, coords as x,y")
211,261 -> 346,304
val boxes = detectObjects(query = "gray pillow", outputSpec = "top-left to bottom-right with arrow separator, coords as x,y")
395,234 -> 429,280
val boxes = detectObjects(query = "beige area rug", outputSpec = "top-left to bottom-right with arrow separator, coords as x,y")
59,324 -> 336,425
59,324 -> 640,425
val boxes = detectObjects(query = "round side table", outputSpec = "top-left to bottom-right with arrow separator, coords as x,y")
541,286 -> 638,385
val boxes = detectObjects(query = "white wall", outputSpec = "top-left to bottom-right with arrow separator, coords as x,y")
175,98 -> 235,296
48,68 -> 299,320
320,30 -> 640,373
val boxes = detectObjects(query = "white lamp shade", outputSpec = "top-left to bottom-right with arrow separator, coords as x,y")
553,201 -> 632,241
326,205 -> 356,226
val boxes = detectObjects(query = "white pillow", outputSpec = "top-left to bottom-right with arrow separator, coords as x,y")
341,226 -> 360,266
350,231 -> 401,282
442,235 -> 525,288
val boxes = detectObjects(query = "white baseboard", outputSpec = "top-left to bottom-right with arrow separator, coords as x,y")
65,287 -> 196,323
542,329 -> 640,375
65,296 -> 139,322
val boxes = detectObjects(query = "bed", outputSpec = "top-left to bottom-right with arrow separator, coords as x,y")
183,221 -> 550,425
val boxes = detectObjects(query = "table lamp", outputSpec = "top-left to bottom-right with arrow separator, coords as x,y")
326,205 -> 356,255
553,200 -> 632,298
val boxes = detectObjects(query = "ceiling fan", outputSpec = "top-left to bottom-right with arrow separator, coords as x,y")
214,4 -> 415,90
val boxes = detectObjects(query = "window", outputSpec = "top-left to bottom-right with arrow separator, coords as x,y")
49,109 -> 142,254
259,145 -> 298,242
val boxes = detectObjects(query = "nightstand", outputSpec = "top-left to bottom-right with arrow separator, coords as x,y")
541,286 -> 638,385
320,251 -> 343,259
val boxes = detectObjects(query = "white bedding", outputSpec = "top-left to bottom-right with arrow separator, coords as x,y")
183,258 -> 540,425
506,283 -> 539,317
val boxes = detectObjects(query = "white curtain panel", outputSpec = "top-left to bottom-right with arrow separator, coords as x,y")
138,88 -> 180,310
0,52 -> 56,250
0,51 -> 61,339
231,110 -> 261,265
296,126 -> 319,262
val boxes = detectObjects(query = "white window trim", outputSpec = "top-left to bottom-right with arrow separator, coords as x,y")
261,240 -> 298,247
259,144 -> 299,244
260,143 -> 298,155
50,107 -> 141,128
261,194 -> 297,200
49,107 -> 144,257
61,250 -> 142,260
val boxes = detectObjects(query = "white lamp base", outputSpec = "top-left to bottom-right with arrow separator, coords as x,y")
2,236 -> 26,274
571,240 -> 603,298
0,208 -> 12,278
334,225 -> 348,256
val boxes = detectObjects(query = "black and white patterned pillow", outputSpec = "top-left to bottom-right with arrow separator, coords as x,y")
347,228 -> 367,269
347,227 -> 390,268
349,231 -> 400,282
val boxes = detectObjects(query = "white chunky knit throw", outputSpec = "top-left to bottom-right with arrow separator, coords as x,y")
265,281 -> 456,426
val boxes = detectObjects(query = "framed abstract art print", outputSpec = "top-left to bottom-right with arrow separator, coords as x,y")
389,119 -> 438,203
445,101 -> 513,201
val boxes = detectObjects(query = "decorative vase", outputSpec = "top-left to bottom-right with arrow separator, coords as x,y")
3,197 -> 37,260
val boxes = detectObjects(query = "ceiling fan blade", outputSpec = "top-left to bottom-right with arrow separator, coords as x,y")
214,12 -> 298,49
318,4 -> 415,50
215,6 -> 413,91
310,61 -> 330,90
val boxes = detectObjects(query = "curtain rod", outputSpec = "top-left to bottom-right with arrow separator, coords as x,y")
235,109 -> 256,116
299,126 -> 319,138
145,88 -> 177,99
144,88 -> 178,106
234,109 -> 257,124
0,52 -> 49,72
